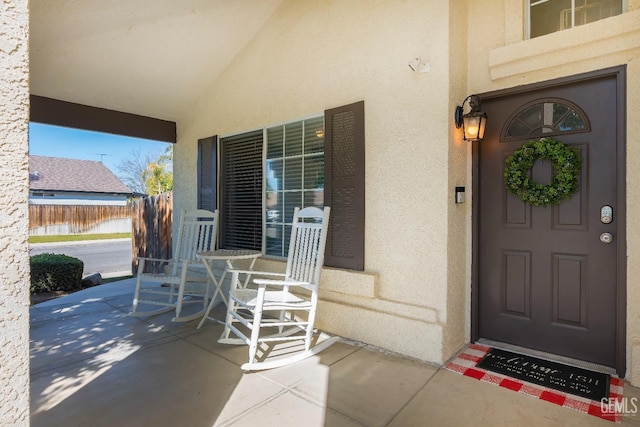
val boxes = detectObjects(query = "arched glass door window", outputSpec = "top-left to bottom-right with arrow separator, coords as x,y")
501,98 -> 590,141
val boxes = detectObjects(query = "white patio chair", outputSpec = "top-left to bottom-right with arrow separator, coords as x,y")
219,206 -> 339,371
130,208 -> 217,322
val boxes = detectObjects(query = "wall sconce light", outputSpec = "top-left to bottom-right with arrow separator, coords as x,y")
454,95 -> 487,142
408,57 -> 430,73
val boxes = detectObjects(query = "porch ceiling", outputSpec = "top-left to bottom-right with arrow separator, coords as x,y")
29,0 -> 283,122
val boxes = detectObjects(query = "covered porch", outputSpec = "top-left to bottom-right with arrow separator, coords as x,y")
4,0 -> 640,424
30,281 -> 637,426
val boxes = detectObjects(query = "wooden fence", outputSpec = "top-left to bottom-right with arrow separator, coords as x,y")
131,191 -> 173,273
29,204 -> 132,235
29,192 -> 174,275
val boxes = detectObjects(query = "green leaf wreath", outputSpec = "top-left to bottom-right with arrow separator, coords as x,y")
504,137 -> 582,207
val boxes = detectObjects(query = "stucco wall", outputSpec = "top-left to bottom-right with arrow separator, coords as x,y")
466,1 -> 640,384
174,0 -> 640,375
444,0 -> 472,361
175,0 -> 463,364
0,0 -> 31,424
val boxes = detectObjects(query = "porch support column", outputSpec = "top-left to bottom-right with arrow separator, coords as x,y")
0,0 -> 31,424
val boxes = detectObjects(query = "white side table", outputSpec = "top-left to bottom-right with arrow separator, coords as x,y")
196,249 -> 261,329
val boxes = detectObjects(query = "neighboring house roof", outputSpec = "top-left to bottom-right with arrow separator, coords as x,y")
29,155 -> 132,195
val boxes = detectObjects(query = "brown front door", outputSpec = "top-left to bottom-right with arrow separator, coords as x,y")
476,69 -> 625,373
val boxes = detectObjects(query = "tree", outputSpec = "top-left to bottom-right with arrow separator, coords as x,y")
142,146 -> 173,196
117,146 -> 173,195
117,148 -> 156,194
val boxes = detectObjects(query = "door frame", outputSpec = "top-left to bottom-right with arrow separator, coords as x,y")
471,65 -> 627,376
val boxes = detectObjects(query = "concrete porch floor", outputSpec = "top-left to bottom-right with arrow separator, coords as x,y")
30,279 -> 640,426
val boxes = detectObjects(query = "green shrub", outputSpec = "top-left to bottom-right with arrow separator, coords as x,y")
30,253 -> 84,294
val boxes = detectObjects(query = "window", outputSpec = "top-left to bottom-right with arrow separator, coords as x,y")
528,0 -> 623,39
502,99 -> 590,140
265,117 -> 325,257
199,100 -> 365,270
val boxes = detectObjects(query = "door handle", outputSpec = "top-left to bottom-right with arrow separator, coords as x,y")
600,232 -> 614,244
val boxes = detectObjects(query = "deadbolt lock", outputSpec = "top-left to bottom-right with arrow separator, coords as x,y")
601,205 -> 613,224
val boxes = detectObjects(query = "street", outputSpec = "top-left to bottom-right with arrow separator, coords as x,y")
30,238 -> 133,278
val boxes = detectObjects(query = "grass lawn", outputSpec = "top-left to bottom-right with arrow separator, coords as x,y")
29,233 -> 131,244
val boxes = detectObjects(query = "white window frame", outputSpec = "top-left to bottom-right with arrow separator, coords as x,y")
263,114 -> 325,259
526,0 -> 627,39
217,114 -> 324,258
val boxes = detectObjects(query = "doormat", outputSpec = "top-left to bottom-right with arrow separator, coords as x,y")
444,344 -> 624,422
477,347 -> 610,401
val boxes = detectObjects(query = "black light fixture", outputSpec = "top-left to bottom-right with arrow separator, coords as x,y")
454,95 -> 487,142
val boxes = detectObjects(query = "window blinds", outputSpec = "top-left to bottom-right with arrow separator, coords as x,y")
219,130 -> 263,250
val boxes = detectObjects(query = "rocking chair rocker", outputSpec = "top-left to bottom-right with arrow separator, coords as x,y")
219,206 -> 338,371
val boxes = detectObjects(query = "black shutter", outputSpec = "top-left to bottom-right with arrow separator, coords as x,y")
324,101 -> 365,271
197,136 -> 217,211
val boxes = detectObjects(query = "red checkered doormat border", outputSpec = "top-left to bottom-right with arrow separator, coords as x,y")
444,344 -> 624,422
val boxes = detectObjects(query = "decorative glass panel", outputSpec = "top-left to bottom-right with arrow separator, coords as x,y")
304,154 -> 324,189
557,110 -> 586,131
284,191 -> 302,222
503,100 -> 589,140
505,121 -> 530,138
304,189 -> 324,208
304,117 -> 324,154
265,191 -> 282,223
285,122 -> 303,157
552,103 -> 570,122
520,105 -> 542,128
265,224 -> 284,257
267,126 -> 283,159
284,157 -> 303,190
266,159 -> 283,191
283,225 -> 292,257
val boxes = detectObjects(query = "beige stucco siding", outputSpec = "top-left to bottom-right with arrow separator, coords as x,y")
174,0 -> 640,380
467,0 -> 640,385
175,0 -> 463,364
445,0 -> 472,363
0,0 -> 30,424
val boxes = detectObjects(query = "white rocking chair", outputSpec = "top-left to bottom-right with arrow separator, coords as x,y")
219,206 -> 339,371
130,208 -> 218,322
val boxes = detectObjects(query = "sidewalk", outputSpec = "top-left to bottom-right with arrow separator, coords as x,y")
33,277 -> 139,308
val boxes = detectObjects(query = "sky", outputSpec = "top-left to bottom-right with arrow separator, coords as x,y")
29,122 -> 172,180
